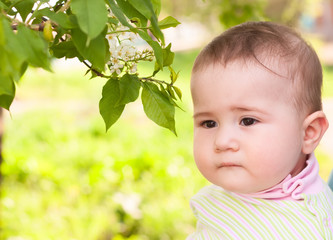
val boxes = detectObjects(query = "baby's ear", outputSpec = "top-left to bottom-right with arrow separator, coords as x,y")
302,111 -> 329,154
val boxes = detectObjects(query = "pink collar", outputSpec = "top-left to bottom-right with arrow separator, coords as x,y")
239,153 -> 324,201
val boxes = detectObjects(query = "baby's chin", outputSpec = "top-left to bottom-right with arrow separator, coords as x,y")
214,181 -> 275,195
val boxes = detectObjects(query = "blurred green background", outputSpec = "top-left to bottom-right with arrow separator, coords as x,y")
2,0 -> 333,239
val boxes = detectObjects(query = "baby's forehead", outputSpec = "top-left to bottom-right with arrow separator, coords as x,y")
192,57 -> 292,84
191,58 -> 297,104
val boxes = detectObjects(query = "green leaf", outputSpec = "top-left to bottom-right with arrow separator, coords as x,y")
127,0 -> 152,19
167,85 -> 176,100
33,8 -> 76,29
0,72 -> 15,96
0,16 -> 26,78
158,16 -> 180,29
173,86 -> 182,100
107,0 -> 134,29
15,0 -> 34,21
108,17 -> 119,25
163,43 -> 174,66
141,81 -> 176,135
151,0 -> 161,16
153,43 -> 174,72
50,41 -> 80,59
16,25 -> 51,71
72,27 -> 107,71
169,66 -> 179,84
128,0 -> 164,43
99,78 -> 125,131
0,2 -> 7,10
137,30 -> 163,69
116,0 -> 148,27
150,40 -> 163,69
71,0 -> 108,40
117,74 -> 141,105
0,73 -> 15,110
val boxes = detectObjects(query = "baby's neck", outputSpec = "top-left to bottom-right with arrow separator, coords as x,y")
290,153 -> 307,177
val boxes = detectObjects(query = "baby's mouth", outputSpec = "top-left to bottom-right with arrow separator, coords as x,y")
218,162 -> 241,168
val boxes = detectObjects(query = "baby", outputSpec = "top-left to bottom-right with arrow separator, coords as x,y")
188,21 -> 333,239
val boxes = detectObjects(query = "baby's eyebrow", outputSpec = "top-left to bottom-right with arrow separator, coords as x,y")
193,112 -> 212,119
231,106 -> 268,114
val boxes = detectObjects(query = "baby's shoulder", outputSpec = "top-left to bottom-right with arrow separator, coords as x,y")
192,185 -> 229,199
192,185 -> 262,205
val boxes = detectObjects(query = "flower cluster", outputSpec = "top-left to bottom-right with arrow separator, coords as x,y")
106,21 -> 154,76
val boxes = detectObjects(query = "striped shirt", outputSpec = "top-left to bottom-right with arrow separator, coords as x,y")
187,184 -> 333,239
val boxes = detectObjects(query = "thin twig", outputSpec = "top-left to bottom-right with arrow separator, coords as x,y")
82,61 -> 107,77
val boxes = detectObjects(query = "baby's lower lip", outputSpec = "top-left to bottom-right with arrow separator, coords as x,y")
218,163 -> 241,167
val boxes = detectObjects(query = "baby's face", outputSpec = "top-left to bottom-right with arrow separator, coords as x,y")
191,60 -> 307,194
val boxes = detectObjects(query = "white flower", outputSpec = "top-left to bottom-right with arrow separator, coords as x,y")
120,45 -> 136,61
107,34 -> 118,49
128,32 -> 138,42
115,68 -> 122,75
129,64 -> 137,74
109,57 -> 124,75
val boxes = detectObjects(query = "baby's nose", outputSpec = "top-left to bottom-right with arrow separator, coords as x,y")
214,127 -> 240,152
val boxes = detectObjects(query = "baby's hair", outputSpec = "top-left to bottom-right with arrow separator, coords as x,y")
192,21 -> 323,114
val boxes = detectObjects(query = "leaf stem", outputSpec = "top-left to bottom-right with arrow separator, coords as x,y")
26,1 -> 43,24
142,77 -> 170,86
56,0 -> 72,13
107,26 -> 151,35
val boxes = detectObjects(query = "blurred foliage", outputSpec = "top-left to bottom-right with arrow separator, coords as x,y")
161,0 -> 322,30
1,49 -> 333,239
161,0 -> 266,30
0,51 -> 205,240
323,66 -> 333,97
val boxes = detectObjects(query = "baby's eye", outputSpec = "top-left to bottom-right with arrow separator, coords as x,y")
240,118 -> 258,126
201,120 -> 217,128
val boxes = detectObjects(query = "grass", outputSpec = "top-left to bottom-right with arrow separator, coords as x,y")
1,49 -> 333,240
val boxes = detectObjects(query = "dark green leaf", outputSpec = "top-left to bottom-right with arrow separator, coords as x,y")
0,72 -> 15,96
0,73 -> 15,110
162,43 -> 174,66
158,16 -> 180,29
151,0 -> 161,16
71,0 -> 108,40
99,78 -> 125,131
153,43 -> 173,72
20,61 -> 28,78
116,0 -> 147,27
141,81 -> 176,135
16,25 -> 51,71
72,27 -> 107,71
127,0 -> 152,19
128,0 -> 164,43
0,17 -> 26,78
107,0 -> 134,29
50,41 -> 80,59
0,2 -> 7,10
15,0 -> 34,21
117,74 -> 141,105
33,8 -> 76,29
138,29 -> 163,69
108,17 -> 119,25
150,40 -> 163,70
